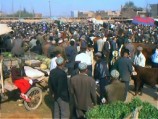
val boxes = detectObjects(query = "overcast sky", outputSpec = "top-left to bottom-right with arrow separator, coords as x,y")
0,0 -> 157,17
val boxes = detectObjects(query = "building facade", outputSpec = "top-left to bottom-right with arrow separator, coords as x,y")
150,4 -> 158,18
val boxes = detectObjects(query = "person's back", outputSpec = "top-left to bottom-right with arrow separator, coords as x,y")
65,44 -> 77,63
114,49 -> 132,100
105,69 -> 125,103
49,66 -> 69,101
116,57 -> 132,81
71,74 -> 96,110
42,41 -> 52,57
11,37 -> 24,57
30,40 -> 42,55
48,57 -> 70,118
125,40 -> 135,59
105,80 -> 125,103
70,63 -> 96,118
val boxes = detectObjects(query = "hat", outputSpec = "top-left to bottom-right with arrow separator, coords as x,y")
111,69 -> 119,78
64,38 -> 68,42
78,63 -> 87,70
128,39 -> 132,43
58,39 -> 63,44
123,49 -> 130,55
70,39 -> 75,42
137,46 -> 143,51
95,52 -> 102,57
56,57 -> 64,65
80,35 -> 86,40
52,40 -> 56,44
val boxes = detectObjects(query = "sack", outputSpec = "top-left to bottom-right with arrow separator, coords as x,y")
24,66 -> 44,78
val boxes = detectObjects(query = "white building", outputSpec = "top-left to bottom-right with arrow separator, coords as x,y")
71,11 -> 78,18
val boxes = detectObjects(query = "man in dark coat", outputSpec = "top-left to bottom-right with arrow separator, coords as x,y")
48,57 -> 70,118
11,35 -> 24,57
94,52 -> 110,103
125,39 -> 135,59
70,63 -> 97,119
47,40 -> 56,58
30,40 -> 42,55
114,49 -> 133,100
102,37 -> 111,63
65,40 -> 77,75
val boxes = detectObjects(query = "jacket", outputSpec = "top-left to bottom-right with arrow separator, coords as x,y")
70,74 -> 97,111
115,57 -> 133,82
94,59 -> 110,80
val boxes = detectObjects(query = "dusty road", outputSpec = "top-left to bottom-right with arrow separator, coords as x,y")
0,80 -> 157,119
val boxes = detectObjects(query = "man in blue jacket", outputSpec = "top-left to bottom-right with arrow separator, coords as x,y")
114,49 -> 133,100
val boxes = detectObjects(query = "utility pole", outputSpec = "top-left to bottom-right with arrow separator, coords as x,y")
12,0 -> 14,18
1,0 -> 3,17
12,0 -> 14,13
48,0 -> 52,18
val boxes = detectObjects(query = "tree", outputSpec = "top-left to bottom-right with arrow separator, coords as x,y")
124,1 -> 136,9
7,8 -> 34,18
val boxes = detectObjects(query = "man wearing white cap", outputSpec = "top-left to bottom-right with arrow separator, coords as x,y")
105,69 -> 125,103
54,39 -> 67,60
133,46 -> 146,67
70,63 -> 97,119
48,57 -> 70,118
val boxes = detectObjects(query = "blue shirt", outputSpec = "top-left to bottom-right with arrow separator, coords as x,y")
151,52 -> 158,63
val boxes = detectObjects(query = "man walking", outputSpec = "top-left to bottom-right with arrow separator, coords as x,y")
48,57 -> 70,119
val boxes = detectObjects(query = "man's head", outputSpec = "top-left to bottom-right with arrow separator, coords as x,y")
137,46 -> 143,54
111,69 -> 119,79
95,52 -> 102,60
137,46 -> 143,51
70,40 -> 75,46
123,49 -> 130,58
58,39 -> 63,46
51,40 -> 56,45
78,62 -> 87,73
56,57 -> 64,67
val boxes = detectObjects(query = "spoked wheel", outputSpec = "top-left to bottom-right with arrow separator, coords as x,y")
24,87 -> 42,111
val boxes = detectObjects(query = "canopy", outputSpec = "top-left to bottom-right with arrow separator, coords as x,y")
132,16 -> 155,26
0,24 -> 13,36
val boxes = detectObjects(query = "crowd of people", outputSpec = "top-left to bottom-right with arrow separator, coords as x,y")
0,20 -> 158,118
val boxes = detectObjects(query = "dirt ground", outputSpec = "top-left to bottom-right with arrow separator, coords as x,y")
0,80 -> 157,119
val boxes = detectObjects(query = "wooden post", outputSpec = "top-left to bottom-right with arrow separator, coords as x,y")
0,58 -> 4,93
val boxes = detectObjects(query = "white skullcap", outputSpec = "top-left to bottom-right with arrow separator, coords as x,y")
111,69 -> 119,78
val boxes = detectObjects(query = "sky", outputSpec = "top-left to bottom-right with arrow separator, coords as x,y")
0,0 -> 158,17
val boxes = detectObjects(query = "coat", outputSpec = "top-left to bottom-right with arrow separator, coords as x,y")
115,57 -> 133,82
11,38 -> 24,56
105,80 -> 125,103
70,74 -> 97,111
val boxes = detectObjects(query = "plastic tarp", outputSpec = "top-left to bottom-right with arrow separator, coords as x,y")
0,24 -> 13,36
132,16 -> 155,26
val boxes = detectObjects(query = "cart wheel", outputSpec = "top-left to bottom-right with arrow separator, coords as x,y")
24,87 -> 42,111
0,93 -> 8,101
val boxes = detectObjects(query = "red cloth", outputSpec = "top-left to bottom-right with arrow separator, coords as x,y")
13,78 -> 31,94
